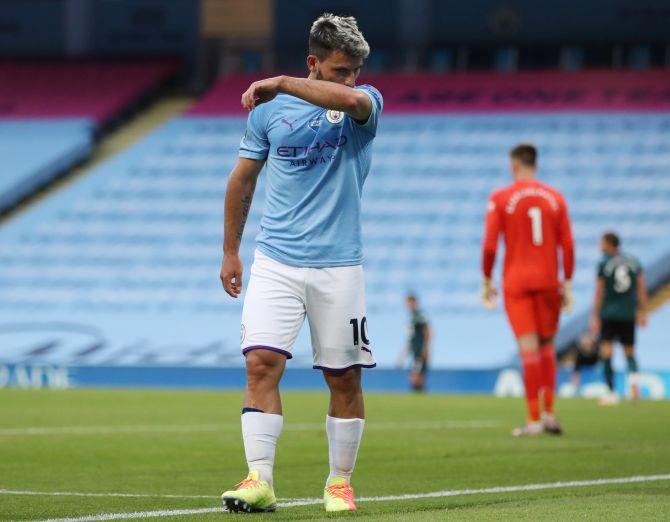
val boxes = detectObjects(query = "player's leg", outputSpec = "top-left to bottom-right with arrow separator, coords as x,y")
514,333 -> 544,436
222,251 -> 306,512
598,334 -> 619,405
622,320 -> 639,401
323,367 -> 365,486
536,289 -> 563,434
306,264 -> 374,511
596,318 -> 619,405
410,357 -> 425,391
504,291 -> 543,436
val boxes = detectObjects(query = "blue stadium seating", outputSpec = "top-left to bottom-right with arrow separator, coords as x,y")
0,119 -> 93,213
2,113 -> 670,369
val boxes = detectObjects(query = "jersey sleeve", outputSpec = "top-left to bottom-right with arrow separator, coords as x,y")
239,106 -> 270,160
558,194 -> 575,280
416,312 -> 428,326
597,260 -> 606,278
482,193 -> 501,277
352,84 -> 383,136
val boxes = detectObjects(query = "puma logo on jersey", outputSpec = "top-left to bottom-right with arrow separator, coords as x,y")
281,117 -> 299,131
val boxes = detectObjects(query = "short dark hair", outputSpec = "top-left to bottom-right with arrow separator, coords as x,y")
510,144 -> 537,167
309,13 -> 370,60
602,231 -> 620,248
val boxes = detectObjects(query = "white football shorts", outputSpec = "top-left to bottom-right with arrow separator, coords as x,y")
241,250 -> 376,371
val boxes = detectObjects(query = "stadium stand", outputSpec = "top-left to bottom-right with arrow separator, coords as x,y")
0,59 -> 179,213
1,71 -> 670,371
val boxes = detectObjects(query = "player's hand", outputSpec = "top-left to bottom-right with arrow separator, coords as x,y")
561,280 -> 574,312
220,254 -> 244,298
481,277 -> 498,309
241,76 -> 283,110
637,310 -> 648,328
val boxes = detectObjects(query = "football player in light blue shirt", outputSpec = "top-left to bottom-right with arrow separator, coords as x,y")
219,14 -> 382,513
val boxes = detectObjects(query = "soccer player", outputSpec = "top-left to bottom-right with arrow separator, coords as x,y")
481,144 -> 574,437
219,14 -> 381,513
589,232 -> 647,405
396,293 -> 431,392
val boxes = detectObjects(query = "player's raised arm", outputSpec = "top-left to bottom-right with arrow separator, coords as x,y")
220,158 -> 264,298
481,195 -> 501,308
242,76 -> 372,122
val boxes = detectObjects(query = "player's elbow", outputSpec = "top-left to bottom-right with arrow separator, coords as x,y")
344,91 -> 371,120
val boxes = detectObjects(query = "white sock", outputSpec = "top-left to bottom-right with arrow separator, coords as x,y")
241,411 -> 283,486
326,415 -> 365,486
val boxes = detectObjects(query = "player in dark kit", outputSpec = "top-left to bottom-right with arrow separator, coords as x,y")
589,232 -> 648,405
397,294 -> 431,391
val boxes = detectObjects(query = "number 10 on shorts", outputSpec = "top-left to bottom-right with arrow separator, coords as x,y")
349,317 -> 370,347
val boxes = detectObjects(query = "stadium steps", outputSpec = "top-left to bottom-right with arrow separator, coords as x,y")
0,96 -> 193,225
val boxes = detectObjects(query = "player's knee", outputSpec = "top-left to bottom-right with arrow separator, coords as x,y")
539,337 -> 554,347
245,350 -> 284,383
325,368 -> 362,396
518,333 -> 539,352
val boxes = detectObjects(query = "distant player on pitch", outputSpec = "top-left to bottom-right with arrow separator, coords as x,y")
481,144 -> 574,437
589,232 -> 648,405
219,14 -> 381,513
397,293 -> 431,392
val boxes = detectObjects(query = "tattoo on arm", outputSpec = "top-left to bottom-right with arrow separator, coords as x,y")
236,196 -> 252,241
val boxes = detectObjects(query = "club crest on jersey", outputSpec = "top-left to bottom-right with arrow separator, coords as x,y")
308,118 -> 322,132
325,110 -> 344,124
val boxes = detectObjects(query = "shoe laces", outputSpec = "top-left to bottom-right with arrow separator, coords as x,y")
235,476 -> 261,491
326,483 -> 354,500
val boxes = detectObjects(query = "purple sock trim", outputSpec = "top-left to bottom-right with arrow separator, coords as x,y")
242,345 -> 293,359
313,362 -> 377,373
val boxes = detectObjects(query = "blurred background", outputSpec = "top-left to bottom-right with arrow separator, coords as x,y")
1,0 -> 670,397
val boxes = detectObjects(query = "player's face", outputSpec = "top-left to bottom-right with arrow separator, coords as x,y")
406,298 -> 417,311
308,50 -> 363,87
509,158 -> 521,178
600,238 -> 615,255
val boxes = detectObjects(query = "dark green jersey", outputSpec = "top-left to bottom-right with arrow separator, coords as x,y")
408,310 -> 428,357
598,253 -> 642,321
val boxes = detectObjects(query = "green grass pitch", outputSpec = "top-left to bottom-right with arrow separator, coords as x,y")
1,389 -> 669,520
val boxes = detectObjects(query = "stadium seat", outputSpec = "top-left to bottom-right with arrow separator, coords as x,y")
2,108 -> 670,368
0,59 -> 179,213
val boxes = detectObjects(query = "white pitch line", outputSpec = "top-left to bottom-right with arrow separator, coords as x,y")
0,489 -> 217,500
0,419 -> 500,436
31,473 -> 670,522
37,508 -> 225,521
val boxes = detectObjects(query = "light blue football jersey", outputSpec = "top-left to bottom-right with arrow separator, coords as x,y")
238,84 -> 383,268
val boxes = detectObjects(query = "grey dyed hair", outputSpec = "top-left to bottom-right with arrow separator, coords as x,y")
309,13 -> 370,59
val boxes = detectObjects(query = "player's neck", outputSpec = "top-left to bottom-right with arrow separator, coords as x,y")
514,173 -> 535,182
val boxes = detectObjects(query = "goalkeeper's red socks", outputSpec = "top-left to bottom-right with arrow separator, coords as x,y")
520,350 -> 541,422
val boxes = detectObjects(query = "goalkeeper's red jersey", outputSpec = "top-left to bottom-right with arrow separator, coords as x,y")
482,179 -> 574,292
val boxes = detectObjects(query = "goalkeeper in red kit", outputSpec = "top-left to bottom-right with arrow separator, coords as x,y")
481,144 -> 575,437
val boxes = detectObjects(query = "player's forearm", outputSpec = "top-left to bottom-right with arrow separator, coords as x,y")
278,76 -> 370,119
482,249 -> 496,279
223,171 -> 257,256
562,242 -> 575,280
